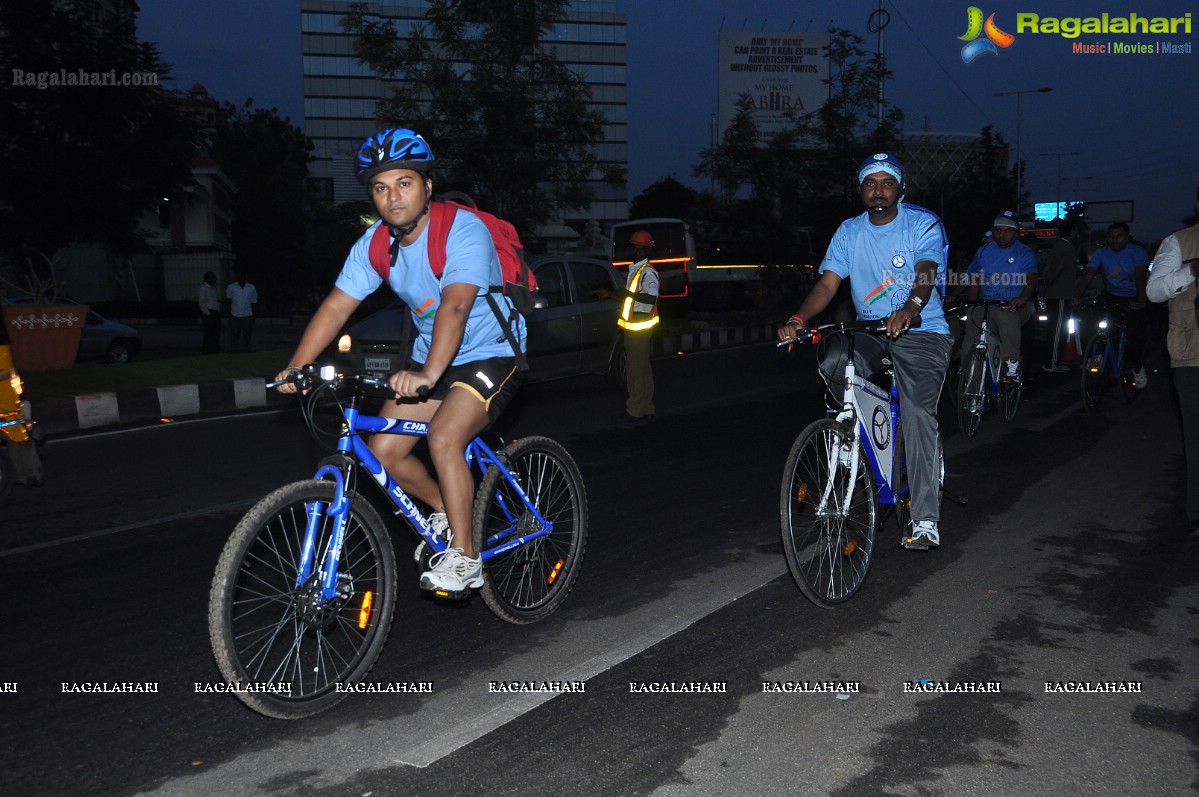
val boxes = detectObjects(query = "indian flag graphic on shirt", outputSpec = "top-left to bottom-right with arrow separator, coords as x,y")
864,277 -> 895,306
414,297 -> 437,321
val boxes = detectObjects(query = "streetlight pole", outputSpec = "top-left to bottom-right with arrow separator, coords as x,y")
994,87 -> 1052,219
1039,150 -> 1079,219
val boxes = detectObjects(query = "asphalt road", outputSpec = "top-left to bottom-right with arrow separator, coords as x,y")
1,341 -> 1195,796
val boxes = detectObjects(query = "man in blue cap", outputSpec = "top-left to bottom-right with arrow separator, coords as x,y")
779,153 -> 952,550
960,210 -> 1039,381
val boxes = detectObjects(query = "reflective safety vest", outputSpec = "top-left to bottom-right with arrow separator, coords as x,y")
618,261 -> 660,331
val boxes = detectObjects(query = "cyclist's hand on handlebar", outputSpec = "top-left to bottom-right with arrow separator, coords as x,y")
777,318 -> 804,342
273,366 -> 305,394
388,369 -> 436,399
885,307 -> 919,338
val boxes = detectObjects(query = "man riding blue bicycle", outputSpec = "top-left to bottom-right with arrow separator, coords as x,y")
959,210 -> 1039,382
779,153 -> 952,550
276,128 -> 526,594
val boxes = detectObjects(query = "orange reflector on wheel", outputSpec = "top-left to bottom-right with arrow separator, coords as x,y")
843,540 -> 857,556
547,559 -> 565,585
796,482 -> 809,502
358,591 -> 373,629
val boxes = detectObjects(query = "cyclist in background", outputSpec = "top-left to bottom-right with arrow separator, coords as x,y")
778,153 -> 952,550
959,210 -> 1039,382
276,128 -> 526,594
1073,221 -> 1151,388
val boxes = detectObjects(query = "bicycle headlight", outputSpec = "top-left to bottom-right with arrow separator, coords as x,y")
337,334 -> 352,353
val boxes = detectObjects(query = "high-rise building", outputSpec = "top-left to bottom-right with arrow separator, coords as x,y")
301,0 -> 628,231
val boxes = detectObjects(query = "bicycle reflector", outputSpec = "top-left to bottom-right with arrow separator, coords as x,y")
843,540 -> 857,556
358,591 -> 373,629
796,483 -> 809,502
547,559 -> 565,585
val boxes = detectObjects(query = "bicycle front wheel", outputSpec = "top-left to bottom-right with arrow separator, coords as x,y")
1117,334 -> 1139,402
208,480 -> 396,719
780,419 -> 878,609
473,436 -> 588,624
957,352 -> 986,439
1081,334 -> 1108,411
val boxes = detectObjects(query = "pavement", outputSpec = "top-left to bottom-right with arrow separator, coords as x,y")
24,318 -> 779,437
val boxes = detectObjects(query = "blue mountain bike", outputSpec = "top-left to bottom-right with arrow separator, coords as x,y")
1080,301 -> 1139,411
207,365 -> 588,719
778,320 -> 937,608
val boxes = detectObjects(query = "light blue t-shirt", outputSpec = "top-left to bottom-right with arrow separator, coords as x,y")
1089,243 -> 1149,298
335,213 -> 526,365
820,203 -> 950,335
966,239 -> 1038,302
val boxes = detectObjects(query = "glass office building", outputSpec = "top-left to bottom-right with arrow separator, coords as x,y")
301,0 -> 628,227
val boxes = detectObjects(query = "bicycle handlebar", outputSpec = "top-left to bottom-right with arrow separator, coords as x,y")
268,364 -> 429,396
776,316 -> 921,347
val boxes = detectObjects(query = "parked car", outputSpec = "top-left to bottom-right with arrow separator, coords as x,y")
78,309 -> 142,364
338,255 -> 627,385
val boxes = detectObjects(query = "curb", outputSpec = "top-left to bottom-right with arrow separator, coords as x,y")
28,324 -> 778,437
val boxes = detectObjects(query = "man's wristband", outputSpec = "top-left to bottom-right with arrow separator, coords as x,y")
906,295 -> 924,309
788,314 -> 806,327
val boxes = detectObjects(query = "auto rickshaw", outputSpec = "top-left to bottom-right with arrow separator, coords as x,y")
0,319 -> 42,504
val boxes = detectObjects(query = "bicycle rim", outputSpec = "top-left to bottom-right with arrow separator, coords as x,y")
1000,377 -> 1022,422
780,419 -> 877,609
957,354 -> 985,439
473,436 -> 588,624
1081,334 -> 1107,411
209,481 -> 396,719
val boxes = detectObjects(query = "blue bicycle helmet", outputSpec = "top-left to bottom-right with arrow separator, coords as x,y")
356,128 -> 435,185
856,153 -> 906,195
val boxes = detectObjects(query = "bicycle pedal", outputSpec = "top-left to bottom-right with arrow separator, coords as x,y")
900,537 -> 931,551
428,587 -> 472,600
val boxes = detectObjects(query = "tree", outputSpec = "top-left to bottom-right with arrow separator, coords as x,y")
208,100 -> 330,308
0,1 -> 198,266
629,177 -> 703,221
341,0 -> 613,237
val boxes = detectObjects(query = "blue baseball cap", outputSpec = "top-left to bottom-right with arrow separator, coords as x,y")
857,153 -> 906,186
993,210 -> 1019,229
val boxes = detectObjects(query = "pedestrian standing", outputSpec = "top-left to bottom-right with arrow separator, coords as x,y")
1146,187 -> 1199,535
225,270 -> 258,353
1039,220 -> 1083,371
197,271 -> 221,354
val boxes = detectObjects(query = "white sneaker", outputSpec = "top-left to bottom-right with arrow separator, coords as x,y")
414,512 -> 450,563
1133,368 -> 1148,390
902,520 -> 940,550
1004,359 -> 1021,379
420,547 -> 484,592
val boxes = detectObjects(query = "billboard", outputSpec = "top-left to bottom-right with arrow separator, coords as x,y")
717,31 -> 829,141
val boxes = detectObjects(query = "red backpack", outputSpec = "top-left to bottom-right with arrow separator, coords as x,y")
368,200 -> 537,312
366,199 -> 536,368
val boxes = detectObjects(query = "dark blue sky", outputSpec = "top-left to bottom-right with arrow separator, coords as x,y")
138,0 -> 1198,242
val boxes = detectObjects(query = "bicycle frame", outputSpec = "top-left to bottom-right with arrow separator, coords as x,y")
298,390 -> 552,602
825,330 -> 905,509
1092,311 -> 1128,378
961,301 -> 1007,398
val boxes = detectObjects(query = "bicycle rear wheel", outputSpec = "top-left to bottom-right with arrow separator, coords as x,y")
957,352 -> 986,439
1117,334 -> 1139,402
1081,334 -> 1108,411
473,436 -> 588,624
208,480 -> 396,719
999,373 -> 1022,422
780,419 -> 878,609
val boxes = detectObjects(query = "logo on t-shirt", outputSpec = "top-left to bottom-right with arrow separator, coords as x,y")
892,254 -> 907,269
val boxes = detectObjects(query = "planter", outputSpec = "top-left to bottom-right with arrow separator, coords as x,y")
3,304 -> 89,372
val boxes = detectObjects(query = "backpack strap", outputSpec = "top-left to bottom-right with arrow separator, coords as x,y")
368,221 -> 396,281
426,201 -> 456,279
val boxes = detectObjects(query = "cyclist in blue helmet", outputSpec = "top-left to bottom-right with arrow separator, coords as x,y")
277,127 -> 526,594
779,152 -> 953,550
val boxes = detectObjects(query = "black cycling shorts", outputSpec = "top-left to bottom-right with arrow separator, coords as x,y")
417,356 -> 524,424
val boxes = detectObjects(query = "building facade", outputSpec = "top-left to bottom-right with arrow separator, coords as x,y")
301,0 -> 629,230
